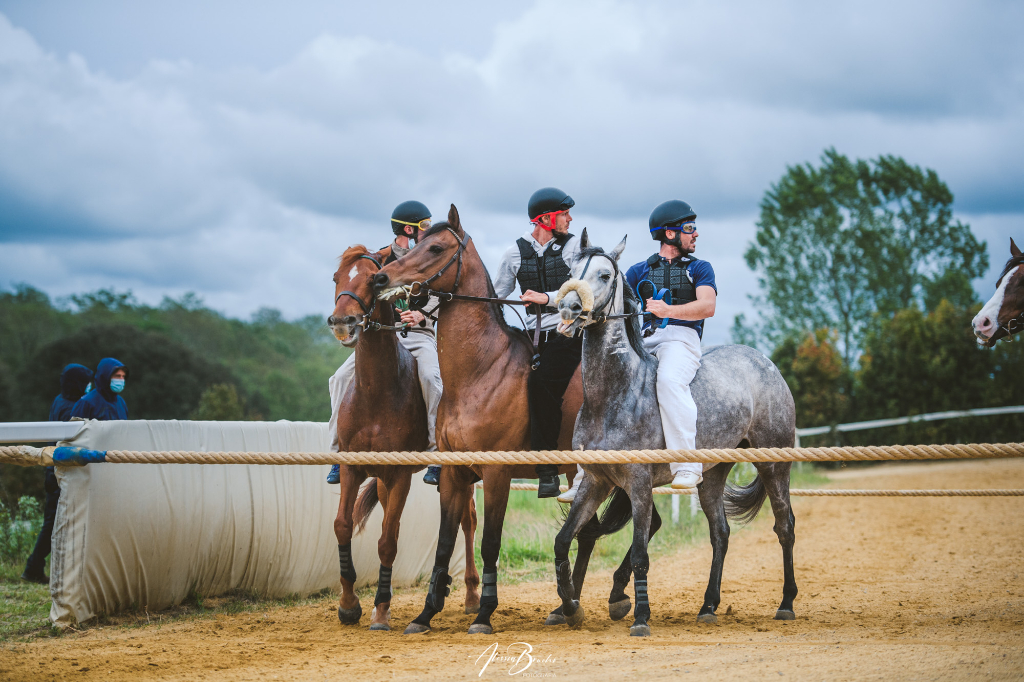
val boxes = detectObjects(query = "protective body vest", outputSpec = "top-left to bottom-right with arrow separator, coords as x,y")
645,254 -> 697,305
515,233 -> 574,297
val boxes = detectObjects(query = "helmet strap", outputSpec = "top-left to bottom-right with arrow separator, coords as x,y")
531,211 -> 560,232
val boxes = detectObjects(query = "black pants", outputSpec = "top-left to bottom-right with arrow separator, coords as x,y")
24,467 -> 60,576
529,333 -> 583,477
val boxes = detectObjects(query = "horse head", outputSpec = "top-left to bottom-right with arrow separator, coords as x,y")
555,228 -> 627,336
375,203 -> 468,303
329,245 -> 386,348
973,237 -> 1024,347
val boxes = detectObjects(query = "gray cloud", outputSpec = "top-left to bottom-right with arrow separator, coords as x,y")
0,1 -> 1020,347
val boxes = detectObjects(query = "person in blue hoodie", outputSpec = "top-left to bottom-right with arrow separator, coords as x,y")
21,363 -> 93,584
71,357 -> 129,421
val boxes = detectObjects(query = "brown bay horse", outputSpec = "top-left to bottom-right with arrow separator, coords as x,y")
328,245 -> 480,631
374,205 -> 583,635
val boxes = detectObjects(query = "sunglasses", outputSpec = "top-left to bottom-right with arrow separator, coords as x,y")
393,218 -> 432,231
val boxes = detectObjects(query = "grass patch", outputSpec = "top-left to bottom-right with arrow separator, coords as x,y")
477,463 -> 829,585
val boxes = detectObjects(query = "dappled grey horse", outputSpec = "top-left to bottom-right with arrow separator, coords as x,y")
550,230 -> 798,637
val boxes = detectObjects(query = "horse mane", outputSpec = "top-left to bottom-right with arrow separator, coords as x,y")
337,244 -> 373,269
998,254 -> 1024,286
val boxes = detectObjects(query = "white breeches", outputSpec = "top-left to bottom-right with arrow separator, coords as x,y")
328,332 -> 443,453
644,325 -> 703,476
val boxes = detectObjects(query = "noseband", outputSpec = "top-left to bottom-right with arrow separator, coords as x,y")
565,252 -> 640,327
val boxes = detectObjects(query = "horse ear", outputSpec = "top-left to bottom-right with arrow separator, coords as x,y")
610,235 -> 627,262
1012,237 -> 1021,257
579,228 -> 590,249
448,204 -> 463,236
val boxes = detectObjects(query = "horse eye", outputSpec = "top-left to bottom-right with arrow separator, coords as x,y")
429,245 -> 444,254
600,273 -> 612,281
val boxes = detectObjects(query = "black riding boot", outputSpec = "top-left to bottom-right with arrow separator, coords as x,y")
536,464 -> 561,498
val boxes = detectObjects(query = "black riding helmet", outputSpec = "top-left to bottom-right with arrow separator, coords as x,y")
528,187 -> 575,222
649,199 -> 697,243
391,200 -> 432,238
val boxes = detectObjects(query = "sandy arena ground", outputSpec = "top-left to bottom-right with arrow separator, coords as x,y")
2,458 -> 1023,681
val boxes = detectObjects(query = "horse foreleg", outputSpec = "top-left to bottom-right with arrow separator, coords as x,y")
461,489 -> 481,614
369,470 -> 412,631
756,462 -> 798,620
469,469 -> 512,635
628,485 -> 654,637
333,468 -> 366,625
607,496 -> 664,622
404,466 -> 473,635
550,477 -> 607,628
697,464 -> 732,624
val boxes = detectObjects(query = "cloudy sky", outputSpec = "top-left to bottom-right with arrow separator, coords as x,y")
1,0 -> 1021,345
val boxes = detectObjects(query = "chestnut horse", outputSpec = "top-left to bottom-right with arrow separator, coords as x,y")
374,205 -> 583,635
973,238 -> 1024,346
329,244 -> 480,631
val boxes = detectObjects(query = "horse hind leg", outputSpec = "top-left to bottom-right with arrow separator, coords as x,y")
697,463 -> 734,624
607,500 -> 664,622
461,487 -> 481,614
370,472 -> 412,631
754,461 -> 798,620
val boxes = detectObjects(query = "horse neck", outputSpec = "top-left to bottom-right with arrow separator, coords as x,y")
582,276 -> 652,398
354,302 -> 403,388
435,240 -> 526,373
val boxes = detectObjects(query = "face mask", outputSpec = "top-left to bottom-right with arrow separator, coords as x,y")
109,378 -> 125,394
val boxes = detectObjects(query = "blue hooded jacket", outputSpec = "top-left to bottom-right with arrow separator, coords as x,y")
49,364 -> 94,422
71,357 -> 128,421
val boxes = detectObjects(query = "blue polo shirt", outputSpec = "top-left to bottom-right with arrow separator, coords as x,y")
625,254 -> 717,339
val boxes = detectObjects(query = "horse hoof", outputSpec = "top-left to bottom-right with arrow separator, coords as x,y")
608,598 -> 632,621
544,611 -> 567,626
468,623 -> 493,635
774,609 -> 796,621
369,623 -> 391,631
629,623 -> 651,637
696,613 -> 718,625
465,604 -> 481,615
337,604 -> 362,625
403,622 -> 431,635
566,603 -> 585,629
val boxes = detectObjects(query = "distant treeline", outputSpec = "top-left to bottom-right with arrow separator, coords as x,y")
0,286 -> 350,505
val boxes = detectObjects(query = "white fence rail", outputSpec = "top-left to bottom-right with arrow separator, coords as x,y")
794,406 -> 1024,446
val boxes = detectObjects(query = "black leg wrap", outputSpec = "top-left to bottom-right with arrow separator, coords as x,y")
480,569 -> 498,610
374,565 -> 393,606
425,565 -> 452,612
634,577 -> 651,622
338,543 -> 356,584
555,560 -> 574,602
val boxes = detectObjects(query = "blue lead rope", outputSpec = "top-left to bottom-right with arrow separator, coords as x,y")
636,280 -> 673,330
52,446 -> 108,466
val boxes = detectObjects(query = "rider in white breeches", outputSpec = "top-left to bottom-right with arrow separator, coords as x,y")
327,201 -> 444,485
560,199 -> 716,501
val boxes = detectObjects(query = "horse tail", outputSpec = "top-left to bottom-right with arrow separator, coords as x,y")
724,475 -> 768,524
353,479 -> 379,532
577,488 -> 634,542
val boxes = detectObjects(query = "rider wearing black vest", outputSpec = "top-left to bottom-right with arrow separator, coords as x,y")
623,199 -> 718,491
494,187 -> 583,498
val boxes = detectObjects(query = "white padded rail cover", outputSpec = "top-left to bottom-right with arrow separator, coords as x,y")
49,419 -> 464,626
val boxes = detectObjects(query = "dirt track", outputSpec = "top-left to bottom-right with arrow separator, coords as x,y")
3,459 -> 1023,681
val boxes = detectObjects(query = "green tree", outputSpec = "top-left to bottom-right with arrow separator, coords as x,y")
743,148 -> 988,367
191,384 -> 246,421
771,329 -> 848,429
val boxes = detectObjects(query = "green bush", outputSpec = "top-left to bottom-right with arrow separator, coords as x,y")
0,496 -> 43,565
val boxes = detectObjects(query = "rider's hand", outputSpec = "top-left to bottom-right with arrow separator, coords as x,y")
400,310 -> 426,326
520,290 -> 550,306
645,298 -> 672,318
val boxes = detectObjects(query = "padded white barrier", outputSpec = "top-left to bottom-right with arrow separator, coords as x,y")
49,419 -> 465,626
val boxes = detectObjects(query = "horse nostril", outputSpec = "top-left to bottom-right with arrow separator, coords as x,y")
342,315 -> 357,326
327,316 -> 337,326
373,273 -> 389,290
978,316 -> 992,329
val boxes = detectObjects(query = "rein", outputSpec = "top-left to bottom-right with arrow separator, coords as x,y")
569,253 -> 643,327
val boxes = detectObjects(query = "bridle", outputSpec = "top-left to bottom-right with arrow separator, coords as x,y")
566,252 -> 643,328
335,254 -> 417,333
403,226 -> 471,300
985,257 -> 1024,346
